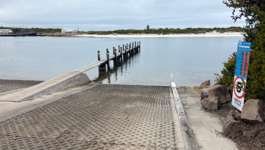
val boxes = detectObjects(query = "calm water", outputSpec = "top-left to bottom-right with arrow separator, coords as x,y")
0,36 -> 242,86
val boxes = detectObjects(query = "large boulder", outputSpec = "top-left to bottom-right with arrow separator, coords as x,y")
241,99 -> 265,125
199,80 -> 210,89
201,96 -> 219,110
201,85 -> 231,110
223,110 -> 240,131
208,85 -> 231,104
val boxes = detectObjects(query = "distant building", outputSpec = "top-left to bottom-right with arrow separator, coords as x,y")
61,28 -> 77,33
0,29 -> 13,34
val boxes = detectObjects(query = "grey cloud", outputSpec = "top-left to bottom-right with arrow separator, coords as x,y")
0,0 -> 245,31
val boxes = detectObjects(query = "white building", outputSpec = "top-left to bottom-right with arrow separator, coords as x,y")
61,28 -> 77,33
0,29 -> 13,34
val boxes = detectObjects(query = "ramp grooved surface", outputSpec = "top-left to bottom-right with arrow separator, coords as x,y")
0,79 -> 43,94
0,84 -> 180,150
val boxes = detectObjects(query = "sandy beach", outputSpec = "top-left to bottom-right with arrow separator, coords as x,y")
76,31 -> 243,38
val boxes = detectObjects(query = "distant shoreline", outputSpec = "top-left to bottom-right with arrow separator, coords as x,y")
76,32 -> 243,38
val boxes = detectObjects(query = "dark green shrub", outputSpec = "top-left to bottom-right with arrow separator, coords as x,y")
218,0 -> 265,100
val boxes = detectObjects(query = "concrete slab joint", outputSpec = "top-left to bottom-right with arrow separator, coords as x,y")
171,81 -> 199,150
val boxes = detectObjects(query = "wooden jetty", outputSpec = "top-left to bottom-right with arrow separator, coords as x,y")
0,41 -> 141,102
75,41 -> 140,72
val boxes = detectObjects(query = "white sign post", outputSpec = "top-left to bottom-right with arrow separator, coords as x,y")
232,76 -> 247,111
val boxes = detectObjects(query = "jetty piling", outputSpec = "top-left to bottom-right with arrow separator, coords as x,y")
129,44 -> 131,55
113,47 -> 116,61
98,51 -> 106,71
98,51 -> 100,61
123,44 -> 125,53
125,45 -> 127,56
124,45 -> 126,57
139,41 -> 141,51
119,48 -> 122,61
106,49 -> 110,69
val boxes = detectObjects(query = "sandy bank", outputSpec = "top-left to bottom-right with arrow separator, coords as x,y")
76,32 -> 243,38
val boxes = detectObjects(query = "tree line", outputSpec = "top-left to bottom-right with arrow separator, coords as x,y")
0,26 -> 61,33
87,27 -> 244,35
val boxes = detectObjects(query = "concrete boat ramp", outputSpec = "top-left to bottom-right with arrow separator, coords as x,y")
0,82 -> 189,150
0,80 -> 238,150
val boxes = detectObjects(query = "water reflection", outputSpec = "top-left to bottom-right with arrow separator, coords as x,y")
92,51 -> 141,84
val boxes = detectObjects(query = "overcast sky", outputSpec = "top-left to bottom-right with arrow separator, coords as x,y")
0,0 -> 245,31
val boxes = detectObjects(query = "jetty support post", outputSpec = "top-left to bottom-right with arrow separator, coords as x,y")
123,44 -> 125,53
132,42 -> 135,54
134,42 -> 136,54
133,42 -> 136,53
114,47 -> 117,61
106,49 -> 110,69
98,51 -> 100,61
130,42 -> 133,55
136,42 -> 138,52
123,44 -> 126,58
125,44 -> 127,55
138,41 -> 140,52
129,43 -> 131,54
139,41 -> 141,51
127,44 -> 129,56
122,44 -> 124,55
118,45 -> 120,57
119,47 -> 122,61
129,43 -> 131,55
98,51 -> 106,71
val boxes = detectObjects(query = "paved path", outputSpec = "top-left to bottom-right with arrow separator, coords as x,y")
0,84 -> 185,150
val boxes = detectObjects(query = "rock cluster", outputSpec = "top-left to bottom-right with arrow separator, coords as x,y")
200,80 -> 231,110
199,80 -> 265,125
223,100 -> 265,132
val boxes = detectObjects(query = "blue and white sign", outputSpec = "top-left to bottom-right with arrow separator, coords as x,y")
232,41 -> 251,111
